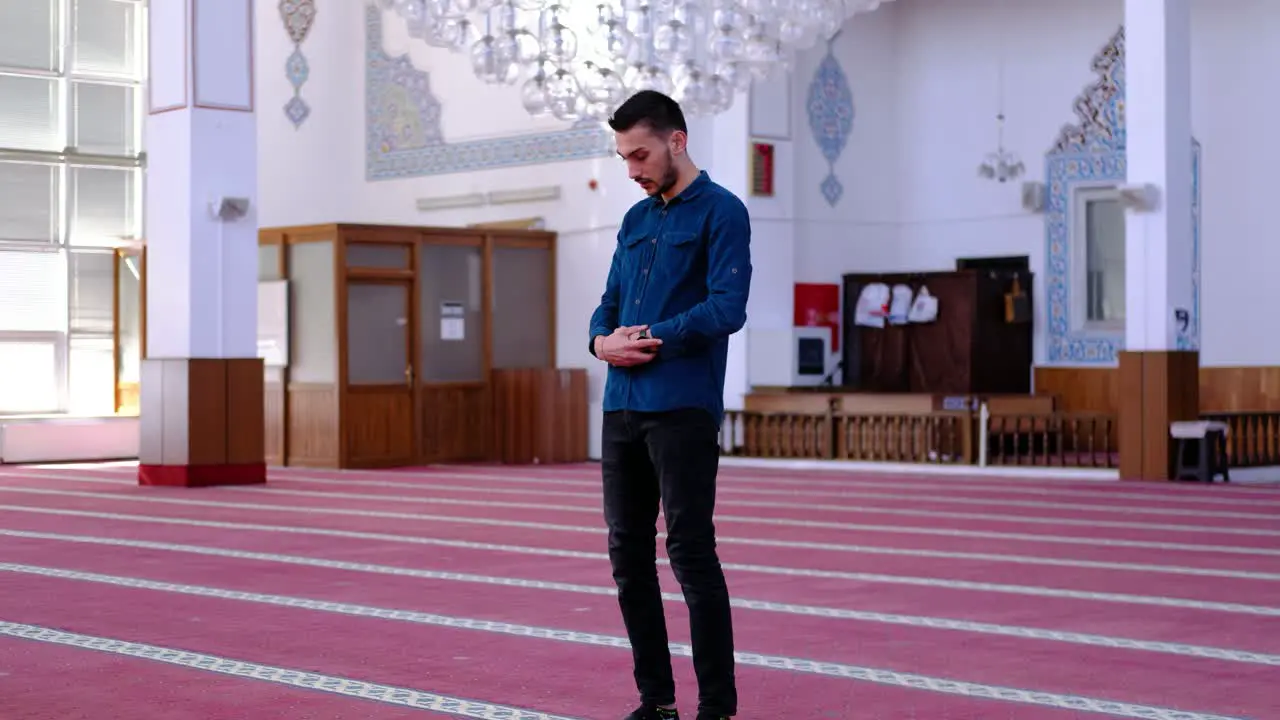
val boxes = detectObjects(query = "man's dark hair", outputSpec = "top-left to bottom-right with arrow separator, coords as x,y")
608,90 -> 688,136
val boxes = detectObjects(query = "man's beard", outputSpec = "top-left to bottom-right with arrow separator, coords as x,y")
645,151 -> 679,197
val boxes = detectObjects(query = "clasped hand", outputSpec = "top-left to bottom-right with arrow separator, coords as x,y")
596,325 -> 662,367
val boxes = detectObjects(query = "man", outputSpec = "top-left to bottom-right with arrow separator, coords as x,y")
588,90 -> 751,720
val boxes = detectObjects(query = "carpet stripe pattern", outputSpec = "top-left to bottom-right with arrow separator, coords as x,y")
0,461 -> 1276,719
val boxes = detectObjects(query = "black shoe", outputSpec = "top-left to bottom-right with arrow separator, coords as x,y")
625,705 -> 679,720
695,715 -> 729,720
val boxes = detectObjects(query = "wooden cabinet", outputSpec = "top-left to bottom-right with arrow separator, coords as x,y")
257,222 -> 564,468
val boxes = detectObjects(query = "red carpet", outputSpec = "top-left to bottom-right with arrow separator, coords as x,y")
0,462 -> 1276,719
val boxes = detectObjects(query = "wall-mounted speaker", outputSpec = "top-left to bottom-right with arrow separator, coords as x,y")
1020,181 -> 1046,213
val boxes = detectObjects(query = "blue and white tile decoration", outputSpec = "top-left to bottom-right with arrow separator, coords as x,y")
1043,26 -> 1201,364
365,7 -> 614,180
279,0 -> 316,129
806,33 -> 855,207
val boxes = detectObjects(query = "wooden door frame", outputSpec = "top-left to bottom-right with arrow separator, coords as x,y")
337,226 -> 421,467
326,223 -> 559,467
113,247 -> 145,414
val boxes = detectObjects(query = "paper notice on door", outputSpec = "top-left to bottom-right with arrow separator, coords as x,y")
440,301 -> 465,341
441,317 -> 465,341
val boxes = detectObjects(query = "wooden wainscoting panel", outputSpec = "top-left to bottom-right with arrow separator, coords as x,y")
225,358 -> 265,466
185,359 -> 228,466
1115,354 -> 1144,480
1142,351 -> 1200,480
345,386 -> 416,467
492,368 -> 588,465
1200,366 -> 1280,411
420,383 -> 491,462
264,382 -> 285,465
1033,367 -> 1120,415
1037,365 -> 1280,414
286,383 -> 339,467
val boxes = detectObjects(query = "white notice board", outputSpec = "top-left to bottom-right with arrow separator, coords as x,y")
257,280 -> 289,367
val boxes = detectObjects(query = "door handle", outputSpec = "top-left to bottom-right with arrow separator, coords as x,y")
405,364 -> 414,385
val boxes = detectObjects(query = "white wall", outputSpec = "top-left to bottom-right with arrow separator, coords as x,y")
789,0 -> 1280,366
253,0 -> 1279,459
792,5 -> 901,284
255,3 -> 789,455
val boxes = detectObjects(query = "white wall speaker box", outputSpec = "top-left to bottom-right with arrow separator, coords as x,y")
1021,181 -> 1046,213
1115,182 -> 1161,212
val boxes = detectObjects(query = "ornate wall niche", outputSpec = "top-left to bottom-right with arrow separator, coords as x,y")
1043,26 -> 1201,365
364,6 -> 614,180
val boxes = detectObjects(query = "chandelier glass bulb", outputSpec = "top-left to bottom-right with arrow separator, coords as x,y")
374,0 -> 895,121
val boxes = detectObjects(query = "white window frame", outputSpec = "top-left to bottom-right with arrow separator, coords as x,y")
0,0 -> 145,416
1069,183 -> 1125,335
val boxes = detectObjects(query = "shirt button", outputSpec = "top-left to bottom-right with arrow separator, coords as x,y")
651,238 -> 657,244
634,299 -> 641,305
642,268 -> 648,274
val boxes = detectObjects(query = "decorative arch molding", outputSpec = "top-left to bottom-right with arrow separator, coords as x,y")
363,6 -> 614,180
1043,26 -> 1201,365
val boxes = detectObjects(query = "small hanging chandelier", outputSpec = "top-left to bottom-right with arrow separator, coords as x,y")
977,111 -> 1024,183
978,53 -> 1023,183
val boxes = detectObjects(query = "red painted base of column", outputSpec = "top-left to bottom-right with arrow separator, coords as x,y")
138,463 -> 267,488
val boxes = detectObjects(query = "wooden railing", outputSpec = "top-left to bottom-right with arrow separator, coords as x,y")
983,412 -> 1117,469
720,407 -> 1117,469
836,412 -> 972,464
720,410 -> 834,459
1201,411 -> 1280,468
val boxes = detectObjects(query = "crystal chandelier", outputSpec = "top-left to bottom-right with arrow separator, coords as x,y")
977,111 -> 1025,183
374,0 -> 893,121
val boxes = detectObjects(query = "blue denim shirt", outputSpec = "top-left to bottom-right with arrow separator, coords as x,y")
588,170 -> 752,423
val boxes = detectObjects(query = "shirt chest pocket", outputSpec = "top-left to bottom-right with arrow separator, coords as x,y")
622,230 -> 701,279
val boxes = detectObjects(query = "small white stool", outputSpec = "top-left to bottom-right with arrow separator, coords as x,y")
1170,420 -> 1230,483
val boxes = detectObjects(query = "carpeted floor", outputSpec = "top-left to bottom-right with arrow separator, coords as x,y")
0,461 -> 1276,719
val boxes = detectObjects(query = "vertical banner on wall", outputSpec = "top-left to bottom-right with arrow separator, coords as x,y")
750,142 -> 775,196
793,283 -> 841,351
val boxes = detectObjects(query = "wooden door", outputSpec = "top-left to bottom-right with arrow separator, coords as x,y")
344,277 -> 417,466
416,239 -> 490,462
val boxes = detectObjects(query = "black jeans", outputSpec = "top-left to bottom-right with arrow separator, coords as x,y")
601,408 -> 736,717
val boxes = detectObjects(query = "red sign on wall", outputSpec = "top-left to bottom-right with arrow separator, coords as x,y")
750,142 -> 774,197
793,282 -> 841,351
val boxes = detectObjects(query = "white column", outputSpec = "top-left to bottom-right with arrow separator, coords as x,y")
1123,0 -> 1194,351
704,96 -> 752,411
146,0 -> 258,359
139,0 -> 262,486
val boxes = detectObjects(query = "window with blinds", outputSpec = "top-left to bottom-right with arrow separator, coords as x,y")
70,249 -> 116,335
0,161 -> 59,244
71,165 -> 140,245
0,249 -> 67,333
0,0 -> 144,415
